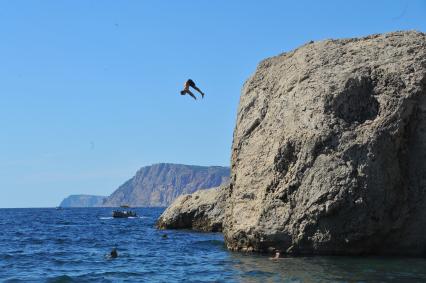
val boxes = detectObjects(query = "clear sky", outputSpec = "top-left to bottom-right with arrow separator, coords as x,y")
0,1 -> 425,208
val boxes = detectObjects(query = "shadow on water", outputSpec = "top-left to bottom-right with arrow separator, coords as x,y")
226,252 -> 426,283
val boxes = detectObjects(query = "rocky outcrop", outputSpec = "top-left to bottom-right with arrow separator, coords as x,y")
59,195 -> 106,207
156,183 -> 228,232
224,31 -> 426,255
103,163 -> 229,207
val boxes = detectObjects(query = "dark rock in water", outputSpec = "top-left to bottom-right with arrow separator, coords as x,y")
103,163 -> 230,207
156,183 -> 228,232
224,31 -> 426,255
59,195 -> 106,207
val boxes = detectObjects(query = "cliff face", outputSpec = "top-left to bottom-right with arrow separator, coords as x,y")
224,31 -> 426,255
103,163 -> 229,207
156,183 -> 228,232
60,195 -> 106,207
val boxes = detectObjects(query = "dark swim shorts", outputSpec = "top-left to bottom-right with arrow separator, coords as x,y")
187,79 -> 195,87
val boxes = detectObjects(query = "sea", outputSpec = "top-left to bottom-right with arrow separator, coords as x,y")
1,208 -> 426,283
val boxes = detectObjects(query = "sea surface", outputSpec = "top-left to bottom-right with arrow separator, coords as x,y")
1,208 -> 426,282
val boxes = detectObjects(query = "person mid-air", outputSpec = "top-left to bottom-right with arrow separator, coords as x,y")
180,79 -> 205,100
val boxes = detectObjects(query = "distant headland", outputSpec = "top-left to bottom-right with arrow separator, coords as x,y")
59,163 -> 229,207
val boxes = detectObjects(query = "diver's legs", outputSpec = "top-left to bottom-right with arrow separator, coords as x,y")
191,86 -> 205,98
186,90 -> 197,100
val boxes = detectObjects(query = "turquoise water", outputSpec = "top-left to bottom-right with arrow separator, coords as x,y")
0,208 -> 425,282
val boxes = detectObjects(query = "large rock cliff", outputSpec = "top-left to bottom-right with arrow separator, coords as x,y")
224,31 -> 426,255
103,163 -> 229,207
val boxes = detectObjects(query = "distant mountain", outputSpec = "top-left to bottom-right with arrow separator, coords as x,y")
60,195 -> 106,207
102,163 -> 230,207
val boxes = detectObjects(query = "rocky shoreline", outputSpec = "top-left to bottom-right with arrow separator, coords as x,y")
157,31 -> 426,256
156,183 -> 228,232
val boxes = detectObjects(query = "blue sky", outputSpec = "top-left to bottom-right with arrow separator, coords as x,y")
0,0 -> 425,208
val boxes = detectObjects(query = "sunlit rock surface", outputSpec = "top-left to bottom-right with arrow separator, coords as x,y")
224,31 -> 426,255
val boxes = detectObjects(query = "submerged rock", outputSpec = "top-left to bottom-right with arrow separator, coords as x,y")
224,31 -> 426,255
156,184 -> 228,232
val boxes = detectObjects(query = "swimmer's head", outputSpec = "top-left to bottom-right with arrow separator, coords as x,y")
110,248 -> 118,258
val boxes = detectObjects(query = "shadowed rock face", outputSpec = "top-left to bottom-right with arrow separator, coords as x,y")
156,183 -> 228,232
224,31 -> 426,255
103,163 -> 229,207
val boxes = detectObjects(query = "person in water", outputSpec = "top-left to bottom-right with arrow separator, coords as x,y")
180,79 -> 205,100
269,250 -> 281,260
110,248 -> 118,258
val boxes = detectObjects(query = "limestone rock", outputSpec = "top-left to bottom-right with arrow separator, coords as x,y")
224,31 -> 426,255
156,183 -> 228,232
